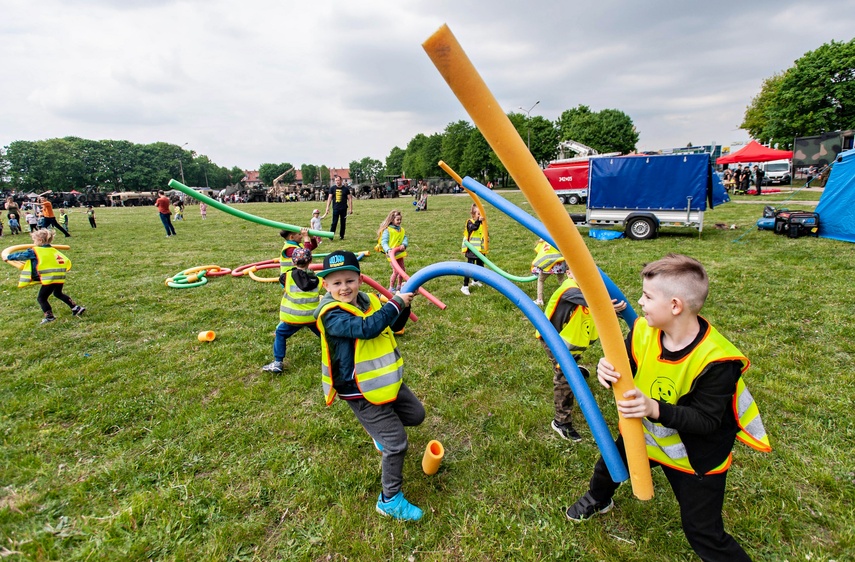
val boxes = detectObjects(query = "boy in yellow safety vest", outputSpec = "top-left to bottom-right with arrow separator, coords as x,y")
565,254 -> 770,562
537,272 -> 626,442
314,250 -> 423,521
261,248 -> 320,374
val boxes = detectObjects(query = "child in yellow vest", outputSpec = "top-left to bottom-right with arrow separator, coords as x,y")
530,238 -> 566,306
314,250 -> 423,521
565,254 -> 770,562
261,248 -> 320,374
460,204 -> 486,296
4,228 -> 86,324
537,272 -> 626,441
377,210 -> 408,293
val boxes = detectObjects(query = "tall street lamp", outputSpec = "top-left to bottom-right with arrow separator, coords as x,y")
519,101 -> 540,151
177,142 -> 188,184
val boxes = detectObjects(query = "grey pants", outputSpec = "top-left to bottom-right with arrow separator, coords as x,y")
347,383 -> 425,498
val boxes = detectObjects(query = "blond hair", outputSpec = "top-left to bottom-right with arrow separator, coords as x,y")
31,228 -> 54,246
641,253 -> 709,313
377,209 -> 402,238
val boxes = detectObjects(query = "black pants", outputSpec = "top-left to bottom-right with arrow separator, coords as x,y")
587,435 -> 751,562
462,257 -> 484,286
37,284 -> 75,316
330,210 -> 347,239
88,217 -> 97,228
44,217 -> 70,237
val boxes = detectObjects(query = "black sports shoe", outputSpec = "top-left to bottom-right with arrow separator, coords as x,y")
565,491 -> 614,522
578,366 -> 590,379
72,305 -> 86,317
551,420 -> 582,442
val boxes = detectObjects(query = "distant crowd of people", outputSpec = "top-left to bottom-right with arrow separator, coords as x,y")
722,164 -> 764,195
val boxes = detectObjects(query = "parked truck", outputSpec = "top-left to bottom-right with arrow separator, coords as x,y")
543,140 -> 620,205
569,153 -> 729,240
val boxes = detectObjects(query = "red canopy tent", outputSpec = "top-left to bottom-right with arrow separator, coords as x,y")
716,140 -> 793,164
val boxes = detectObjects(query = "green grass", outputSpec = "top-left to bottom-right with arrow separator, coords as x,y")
1,190 -> 853,561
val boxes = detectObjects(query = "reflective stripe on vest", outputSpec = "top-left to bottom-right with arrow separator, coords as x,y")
280,240 -> 300,273
461,221 -> 486,254
18,247 -> 70,288
279,269 -> 320,324
318,293 -> 403,405
382,226 -> 407,260
531,241 -> 564,272
537,277 -> 598,350
631,318 -> 769,474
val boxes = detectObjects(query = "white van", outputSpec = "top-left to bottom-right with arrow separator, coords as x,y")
760,159 -> 792,185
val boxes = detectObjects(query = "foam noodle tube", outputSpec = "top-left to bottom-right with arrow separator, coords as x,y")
232,259 -> 278,277
168,179 -> 334,239
463,240 -> 536,283
2,244 -> 71,269
422,440 -> 445,475
388,248 -> 446,310
423,26 -> 650,498
441,162 -> 489,253
456,174 -> 636,325
403,261 -> 628,483
357,272 -> 421,324
248,264 -> 281,283
181,265 -> 222,276
198,331 -> 216,342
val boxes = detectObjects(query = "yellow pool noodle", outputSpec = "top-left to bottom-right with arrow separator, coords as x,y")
423,24 -> 653,499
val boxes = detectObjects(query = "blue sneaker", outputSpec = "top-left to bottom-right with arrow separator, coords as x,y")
372,438 -> 384,453
375,492 -> 423,521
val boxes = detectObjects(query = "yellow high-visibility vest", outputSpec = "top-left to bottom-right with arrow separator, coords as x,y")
279,240 -> 301,274
317,293 -> 403,405
279,269 -> 320,324
18,246 -> 71,288
631,319 -> 771,475
380,226 -> 407,261
461,220 -> 486,254
531,240 -> 564,272
537,277 -> 598,351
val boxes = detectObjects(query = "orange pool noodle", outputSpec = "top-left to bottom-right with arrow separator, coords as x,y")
197,331 -> 216,342
423,25 -> 652,499
422,439 -> 445,475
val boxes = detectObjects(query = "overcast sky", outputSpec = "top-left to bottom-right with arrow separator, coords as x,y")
2,0 -> 854,171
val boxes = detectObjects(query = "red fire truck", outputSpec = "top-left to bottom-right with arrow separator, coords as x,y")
543,140 -> 619,205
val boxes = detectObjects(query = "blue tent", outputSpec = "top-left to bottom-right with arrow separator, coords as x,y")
815,148 -> 855,243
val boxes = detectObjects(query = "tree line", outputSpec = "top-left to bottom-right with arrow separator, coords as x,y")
1,105 -> 639,194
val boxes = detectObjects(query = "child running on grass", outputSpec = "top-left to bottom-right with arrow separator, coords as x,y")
536,271 -> 626,442
4,228 -> 86,325
314,250 -> 423,521
377,210 -> 408,293
460,203 -> 486,296
531,238 -> 566,306
564,254 -> 770,561
261,248 -> 320,374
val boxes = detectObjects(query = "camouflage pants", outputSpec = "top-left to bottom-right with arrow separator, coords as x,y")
542,341 -> 583,425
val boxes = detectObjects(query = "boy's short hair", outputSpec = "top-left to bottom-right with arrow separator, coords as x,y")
317,250 -> 360,278
641,253 -> 709,313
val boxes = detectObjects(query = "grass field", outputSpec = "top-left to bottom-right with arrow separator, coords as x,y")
1,188 -> 853,561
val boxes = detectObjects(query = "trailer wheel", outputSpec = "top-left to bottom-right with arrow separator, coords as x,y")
626,217 -> 656,240
567,194 -> 581,205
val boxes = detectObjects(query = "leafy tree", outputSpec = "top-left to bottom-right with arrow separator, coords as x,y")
440,120 -> 473,176
348,157 -> 384,185
229,166 -> 245,187
742,39 -> 855,147
460,128 -> 495,181
258,163 -> 295,187
385,146 -> 405,176
301,164 -> 319,186
556,105 -> 638,155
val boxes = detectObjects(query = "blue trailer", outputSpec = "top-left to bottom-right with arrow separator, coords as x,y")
570,153 -> 730,239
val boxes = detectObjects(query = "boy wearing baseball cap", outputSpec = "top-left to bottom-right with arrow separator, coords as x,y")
314,250 -> 424,521
261,247 -> 320,374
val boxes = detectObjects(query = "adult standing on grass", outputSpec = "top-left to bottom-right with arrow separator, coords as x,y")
35,197 -> 70,237
155,191 -> 176,237
753,165 -> 764,196
564,254 -> 769,561
321,175 -> 353,240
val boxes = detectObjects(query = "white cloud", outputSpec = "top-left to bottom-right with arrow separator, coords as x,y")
2,0 -> 854,168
